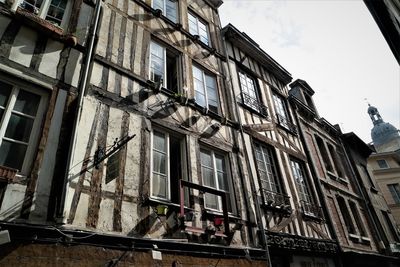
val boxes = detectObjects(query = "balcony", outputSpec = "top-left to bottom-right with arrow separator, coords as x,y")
0,165 -> 18,183
262,189 -> 291,214
241,92 -> 268,116
276,114 -> 297,134
300,200 -> 324,221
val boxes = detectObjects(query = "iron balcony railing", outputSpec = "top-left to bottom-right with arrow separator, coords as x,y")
262,189 -> 291,213
300,200 -> 324,220
276,114 -> 297,134
241,92 -> 268,116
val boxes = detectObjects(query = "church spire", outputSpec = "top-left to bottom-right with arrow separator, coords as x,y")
368,104 -> 383,126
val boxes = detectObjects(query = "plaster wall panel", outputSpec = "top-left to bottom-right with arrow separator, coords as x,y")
75,3 -> 93,46
38,40 -> 63,79
73,193 -> 89,227
0,184 -> 26,220
97,198 -> 114,232
9,26 -> 36,67
97,6 -> 111,58
123,115 -> 143,197
30,90 -> 67,222
64,49 -> 83,87
91,62 -> 104,87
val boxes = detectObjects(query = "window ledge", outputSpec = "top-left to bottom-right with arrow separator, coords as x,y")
146,197 -> 194,212
203,209 -> 241,221
15,7 -> 77,46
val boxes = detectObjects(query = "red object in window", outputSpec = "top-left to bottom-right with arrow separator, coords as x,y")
214,217 -> 224,226
0,165 -> 18,183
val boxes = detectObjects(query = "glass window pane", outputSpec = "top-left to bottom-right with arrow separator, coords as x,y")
153,131 -> 165,152
205,194 -> 218,210
217,172 -> 228,191
5,113 -> 34,142
200,150 -> 212,167
152,173 -> 167,198
153,0 -> 164,10
0,81 -> 12,107
202,167 -> 214,187
0,109 -> 4,121
193,66 -> 203,80
195,91 -> 206,107
166,0 -> 177,22
215,155 -> 224,171
153,151 -> 166,174
46,0 -> 68,25
14,90 -> 41,116
0,140 -> 27,170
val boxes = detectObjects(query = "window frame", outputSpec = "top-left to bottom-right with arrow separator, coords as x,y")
152,0 -> 178,23
377,159 -> 389,169
199,147 -> 234,213
0,79 -> 48,176
336,195 -> 356,235
149,129 -> 186,202
272,93 -> 294,131
388,183 -> 400,204
348,200 -> 367,237
188,11 -> 210,46
290,158 -> 313,204
238,70 -> 263,113
149,40 -> 180,92
192,64 -> 220,114
13,0 -> 72,29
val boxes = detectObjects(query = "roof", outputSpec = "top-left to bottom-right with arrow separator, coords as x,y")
222,24 -> 292,84
289,79 -> 315,95
342,132 -> 373,158
206,0 -> 223,8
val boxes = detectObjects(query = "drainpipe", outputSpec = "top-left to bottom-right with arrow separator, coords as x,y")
56,0 -> 103,221
220,31 -> 271,266
290,102 -> 343,267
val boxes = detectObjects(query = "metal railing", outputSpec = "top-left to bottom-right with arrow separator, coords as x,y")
300,200 -> 323,219
276,114 -> 297,134
241,92 -> 268,116
262,189 -> 291,213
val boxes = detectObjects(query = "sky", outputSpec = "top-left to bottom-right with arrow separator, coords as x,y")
219,0 -> 400,143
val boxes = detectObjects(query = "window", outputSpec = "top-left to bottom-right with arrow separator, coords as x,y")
327,144 -> 344,178
290,159 -> 312,204
336,196 -> 356,234
151,130 -> 184,202
272,93 -> 292,130
238,71 -> 263,113
254,143 -> 281,193
377,159 -> 389,169
200,148 -> 232,212
152,0 -> 178,23
388,184 -> 400,204
149,41 -> 179,92
193,65 -> 219,113
0,80 -> 47,175
188,12 -> 209,46
349,201 -> 367,236
381,210 -> 400,242
18,0 -> 71,28
315,136 -> 333,173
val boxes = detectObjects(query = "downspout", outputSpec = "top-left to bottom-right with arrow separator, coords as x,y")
56,0 -> 103,221
220,32 -> 271,266
290,102 -> 343,267
340,139 -> 386,252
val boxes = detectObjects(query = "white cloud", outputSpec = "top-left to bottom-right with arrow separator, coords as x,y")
220,0 -> 400,143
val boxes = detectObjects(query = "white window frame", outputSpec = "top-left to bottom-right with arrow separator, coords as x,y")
193,65 -> 219,113
254,143 -> 281,194
0,80 -> 47,176
152,0 -> 178,23
273,93 -> 291,127
239,71 -> 261,112
188,12 -> 210,46
290,159 -> 313,204
200,148 -> 232,212
149,41 -> 167,87
12,0 -> 72,29
150,130 -> 171,201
